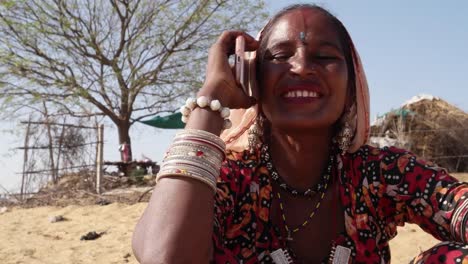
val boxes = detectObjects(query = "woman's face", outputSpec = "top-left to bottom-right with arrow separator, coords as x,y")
259,8 -> 349,132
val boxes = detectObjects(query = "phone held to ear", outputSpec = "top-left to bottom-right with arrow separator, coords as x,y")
234,36 -> 252,96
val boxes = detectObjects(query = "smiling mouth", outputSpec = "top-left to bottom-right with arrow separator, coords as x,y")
282,90 -> 320,98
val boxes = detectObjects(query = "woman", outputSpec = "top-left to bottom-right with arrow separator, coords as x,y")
132,4 -> 468,263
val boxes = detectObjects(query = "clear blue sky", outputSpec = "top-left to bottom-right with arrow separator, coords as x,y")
1,1 -> 467,192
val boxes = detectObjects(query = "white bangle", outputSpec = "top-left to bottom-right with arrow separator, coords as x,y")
180,96 -> 232,129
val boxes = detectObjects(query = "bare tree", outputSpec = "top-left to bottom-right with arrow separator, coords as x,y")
0,0 -> 267,160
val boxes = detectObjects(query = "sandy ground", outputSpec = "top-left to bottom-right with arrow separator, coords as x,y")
1,173 -> 466,264
0,203 -> 146,264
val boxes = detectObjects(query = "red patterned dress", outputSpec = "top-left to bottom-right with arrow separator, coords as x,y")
211,145 -> 468,263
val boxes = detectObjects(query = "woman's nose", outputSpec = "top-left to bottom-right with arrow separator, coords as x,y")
289,52 -> 317,78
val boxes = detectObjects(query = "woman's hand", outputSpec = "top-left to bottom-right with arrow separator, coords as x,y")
199,31 -> 259,109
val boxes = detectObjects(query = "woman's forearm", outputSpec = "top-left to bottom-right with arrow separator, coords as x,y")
132,109 -> 224,263
132,177 -> 216,263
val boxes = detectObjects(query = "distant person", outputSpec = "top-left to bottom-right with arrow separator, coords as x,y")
133,4 -> 468,263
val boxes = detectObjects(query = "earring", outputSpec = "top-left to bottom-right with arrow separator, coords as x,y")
248,115 -> 264,153
336,121 -> 353,155
334,101 -> 356,155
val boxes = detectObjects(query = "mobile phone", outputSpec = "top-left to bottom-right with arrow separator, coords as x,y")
235,36 -> 249,95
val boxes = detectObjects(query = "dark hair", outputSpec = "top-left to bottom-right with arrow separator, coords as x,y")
257,4 -> 356,100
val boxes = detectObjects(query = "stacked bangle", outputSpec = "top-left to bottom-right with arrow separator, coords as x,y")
156,129 -> 226,194
180,96 -> 232,129
450,195 -> 468,243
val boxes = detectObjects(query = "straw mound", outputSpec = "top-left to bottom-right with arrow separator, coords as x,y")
371,96 -> 468,172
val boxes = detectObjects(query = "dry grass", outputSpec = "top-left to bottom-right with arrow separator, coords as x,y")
1,173 -> 155,208
453,172 -> 468,182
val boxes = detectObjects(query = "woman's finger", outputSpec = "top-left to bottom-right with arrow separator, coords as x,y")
214,31 -> 258,55
243,33 -> 259,51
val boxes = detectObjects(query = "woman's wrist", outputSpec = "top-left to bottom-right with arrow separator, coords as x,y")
156,129 -> 226,194
185,107 -> 225,135
197,84 -> 233,107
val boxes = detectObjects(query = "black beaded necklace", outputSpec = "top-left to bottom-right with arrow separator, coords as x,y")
261,144 -> 332,198
261,144 -> 334,264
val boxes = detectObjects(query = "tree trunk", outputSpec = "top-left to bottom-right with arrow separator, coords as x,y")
117,121 -> 132,162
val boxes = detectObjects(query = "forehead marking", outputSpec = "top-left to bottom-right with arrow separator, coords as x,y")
298,9 -> 307,44
299,32 -> 306,43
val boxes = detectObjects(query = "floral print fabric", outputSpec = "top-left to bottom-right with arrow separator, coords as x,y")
211,145 -> 468,263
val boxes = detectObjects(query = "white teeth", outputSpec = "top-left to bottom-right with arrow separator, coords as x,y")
283,90 -> 319,98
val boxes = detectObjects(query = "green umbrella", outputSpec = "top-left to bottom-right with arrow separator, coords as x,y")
140,112 -> 185,129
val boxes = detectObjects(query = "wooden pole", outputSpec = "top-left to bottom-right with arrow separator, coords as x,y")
21,117 -> 32,200
55,117 -> 67,177
455,157 -> 461,172
96,124 -> 104,194
42,101 -> 56,183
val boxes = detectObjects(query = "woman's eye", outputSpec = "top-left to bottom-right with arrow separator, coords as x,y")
272,53 -> 290,61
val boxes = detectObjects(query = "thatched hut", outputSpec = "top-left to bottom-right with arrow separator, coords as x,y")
370,95 -> 468,172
